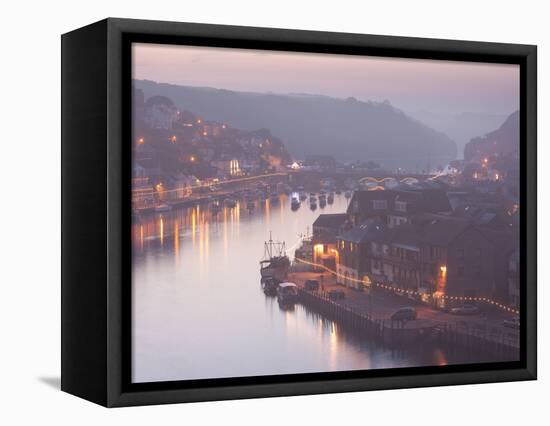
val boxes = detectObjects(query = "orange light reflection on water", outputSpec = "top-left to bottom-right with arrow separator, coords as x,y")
159,217 -> 164,247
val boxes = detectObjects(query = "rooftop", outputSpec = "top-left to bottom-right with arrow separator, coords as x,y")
312,213 -> 348,229
339,220 -> 388,244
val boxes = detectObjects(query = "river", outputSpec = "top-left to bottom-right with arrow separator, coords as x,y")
132,193 -> 467,383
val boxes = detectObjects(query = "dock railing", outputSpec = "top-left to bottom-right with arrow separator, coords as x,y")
297,287 -> 519,359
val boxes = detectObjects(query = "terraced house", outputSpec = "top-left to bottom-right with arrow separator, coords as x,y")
333,190 -> 516,307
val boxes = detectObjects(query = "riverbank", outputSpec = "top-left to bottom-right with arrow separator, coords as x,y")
289,271 -> 519,359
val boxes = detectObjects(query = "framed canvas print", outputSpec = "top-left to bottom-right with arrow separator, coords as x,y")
61,18 -> 537,407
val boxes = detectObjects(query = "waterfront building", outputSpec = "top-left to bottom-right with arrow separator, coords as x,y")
333,207 -> 515,307
131,164 -> 155,209
312,213 -> 348,269
347,189 -> 452,228
508,249 -> 520,309
382,224 -> 422,290
336,220 -> 386,289
413,214 -> 514,307
212,156 -> 243,177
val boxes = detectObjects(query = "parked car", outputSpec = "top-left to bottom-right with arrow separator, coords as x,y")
391,307 -> 417,321
328,289 -> 345,300
503,316 -> 520,329
450,304 -> 479,315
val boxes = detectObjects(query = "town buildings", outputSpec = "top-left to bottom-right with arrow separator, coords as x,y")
317,187 -> 517,307
131,92 -> 292,208
311,213 -> 348,270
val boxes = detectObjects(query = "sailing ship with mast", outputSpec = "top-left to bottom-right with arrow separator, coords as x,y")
260,232 -> 291,294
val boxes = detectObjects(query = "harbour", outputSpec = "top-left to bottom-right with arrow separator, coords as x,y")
132,188 -> 515,383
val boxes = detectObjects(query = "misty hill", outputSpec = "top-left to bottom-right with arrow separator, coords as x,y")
408,110 -> 508,159
135,80 -> 457,171
464,111 -> 519,162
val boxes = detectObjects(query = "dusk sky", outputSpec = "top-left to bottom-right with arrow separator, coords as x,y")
132,43 -> 519,116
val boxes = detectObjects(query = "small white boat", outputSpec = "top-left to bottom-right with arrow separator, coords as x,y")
277,282 -> 298,304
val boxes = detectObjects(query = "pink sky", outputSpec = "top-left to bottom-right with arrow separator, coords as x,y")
132,43 -> 519,115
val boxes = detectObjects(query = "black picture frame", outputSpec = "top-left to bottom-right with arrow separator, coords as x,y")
61,17 -> 537,407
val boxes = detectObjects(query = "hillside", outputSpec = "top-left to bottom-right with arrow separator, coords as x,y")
134,80 -> 457,171
464,111 -> 519,162
408,110 -> 508,159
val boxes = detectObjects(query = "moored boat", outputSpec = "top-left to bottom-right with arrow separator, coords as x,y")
291,198 -> 300,210
259,234 -> 290,282
261,276 -> 279,296
224,198 -> 237,208
277,282 -> 299,305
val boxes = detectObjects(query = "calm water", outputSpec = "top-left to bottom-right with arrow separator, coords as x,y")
132,194 -> 452,383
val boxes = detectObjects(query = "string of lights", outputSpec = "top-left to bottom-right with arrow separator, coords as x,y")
294,257 -> 519,315
141,172 -> 446,198
137,172 -> 288,196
